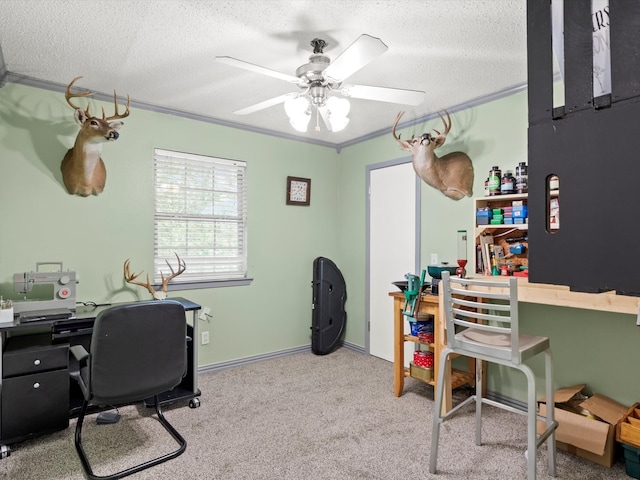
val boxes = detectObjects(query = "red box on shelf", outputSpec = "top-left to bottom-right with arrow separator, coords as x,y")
413,350 -> 434,368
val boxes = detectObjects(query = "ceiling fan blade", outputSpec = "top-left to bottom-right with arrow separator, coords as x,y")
323,34 -> 388,81
340,84 -> 425,106
233,93 -> 294,115
215,56 -> 300,84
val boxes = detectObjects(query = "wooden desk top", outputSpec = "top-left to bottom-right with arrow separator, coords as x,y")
464,276 -> 638,315
390,277 -> 639,315
389,291 -> 439,303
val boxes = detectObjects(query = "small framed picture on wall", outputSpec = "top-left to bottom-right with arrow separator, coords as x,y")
286,176 -> 311,206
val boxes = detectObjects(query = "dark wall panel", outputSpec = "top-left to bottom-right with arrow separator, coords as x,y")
528,0 -> 640,294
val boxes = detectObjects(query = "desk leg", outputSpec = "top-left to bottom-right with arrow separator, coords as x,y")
190,310 -> 200,404
393,297 -> 404,397
0,332 -> 7,456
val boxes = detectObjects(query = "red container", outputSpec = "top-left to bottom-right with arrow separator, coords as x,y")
413,350 -> 434,368
418,332 -> 435,344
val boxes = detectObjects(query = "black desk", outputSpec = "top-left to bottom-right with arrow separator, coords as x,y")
0,297 -> 201,453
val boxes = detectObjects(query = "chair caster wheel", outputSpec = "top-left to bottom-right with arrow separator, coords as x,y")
189,398 -> 201,408
0,444 -> 10,459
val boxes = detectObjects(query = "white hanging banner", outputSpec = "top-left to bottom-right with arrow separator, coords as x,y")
551,0 -> 611,97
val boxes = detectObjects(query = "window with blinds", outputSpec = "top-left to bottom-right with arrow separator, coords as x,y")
154,148 -> 248,286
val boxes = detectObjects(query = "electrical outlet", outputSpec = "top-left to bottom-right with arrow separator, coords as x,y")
201,331 -> 210,345
430,253 -> 438,265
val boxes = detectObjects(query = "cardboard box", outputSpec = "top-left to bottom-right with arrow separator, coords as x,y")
537,384 -> 629,468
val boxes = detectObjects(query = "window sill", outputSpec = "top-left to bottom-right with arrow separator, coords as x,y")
154,278 -> 254,291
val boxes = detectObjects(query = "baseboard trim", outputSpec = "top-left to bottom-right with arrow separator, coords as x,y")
485,390 -> 527,412
197,340 -> 365,374
197,344 -> 526,412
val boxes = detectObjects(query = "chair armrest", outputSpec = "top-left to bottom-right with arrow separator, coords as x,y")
69,344 -> 91,400
70,344 -> 89,362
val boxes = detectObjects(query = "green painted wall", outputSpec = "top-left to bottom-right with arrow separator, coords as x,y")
0,82 -> 339,366
338,91 -> 640,407
2,82 -> 638,407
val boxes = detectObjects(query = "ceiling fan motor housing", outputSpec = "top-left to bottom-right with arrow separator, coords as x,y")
296,53 -> 331,85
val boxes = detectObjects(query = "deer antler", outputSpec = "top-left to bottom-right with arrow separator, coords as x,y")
430,110 -> 452,146
65,76 -> 94,113
124,259 -> 157,297
391,111 -> 405,142
160,253 -> 186,293
64,75 -> 130,121
123,254 -> 186,300
103,89 -> 130,121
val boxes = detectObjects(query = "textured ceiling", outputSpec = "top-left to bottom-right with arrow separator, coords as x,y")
0,0 -> 528,147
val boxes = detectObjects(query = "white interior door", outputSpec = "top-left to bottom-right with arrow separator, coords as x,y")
368,161 -> 418,364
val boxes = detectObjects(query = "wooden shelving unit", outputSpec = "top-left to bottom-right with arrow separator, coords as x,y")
474,193 -> 529,275
390,291 -> 476,413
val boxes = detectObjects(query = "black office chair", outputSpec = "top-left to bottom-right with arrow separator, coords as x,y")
70,300 -> 188,480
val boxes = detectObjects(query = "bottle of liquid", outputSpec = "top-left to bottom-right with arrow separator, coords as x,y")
484,178 -> 489,196
516,162 -> 528,193
501,171 -> 515,195
488,166 -> 501,196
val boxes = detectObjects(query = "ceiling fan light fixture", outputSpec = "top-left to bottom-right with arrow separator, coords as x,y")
284,96 -> 311,132
289,116 -> 311,132
326,96 -> 350,117
325,96 -> 350,132
328,115 -> 349,132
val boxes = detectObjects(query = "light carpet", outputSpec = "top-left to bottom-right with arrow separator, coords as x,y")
0,347 -> 631,479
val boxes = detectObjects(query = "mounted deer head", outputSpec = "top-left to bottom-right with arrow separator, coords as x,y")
123,253 -> 186,300
61,76 -> 130,196
392,111 -> 474,200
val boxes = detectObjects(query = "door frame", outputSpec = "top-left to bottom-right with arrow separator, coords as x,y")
365,157 -> 421,354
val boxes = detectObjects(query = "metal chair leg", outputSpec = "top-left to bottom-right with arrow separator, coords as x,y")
475,358 -> 482,446
429,349 -> 449,474
73,396 -> 187,480
545,349 -> 557,477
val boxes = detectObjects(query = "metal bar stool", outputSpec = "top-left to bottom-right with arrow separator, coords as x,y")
429,272 -> 557,480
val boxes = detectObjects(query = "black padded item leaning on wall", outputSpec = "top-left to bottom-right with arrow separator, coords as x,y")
311,257 -> 347,355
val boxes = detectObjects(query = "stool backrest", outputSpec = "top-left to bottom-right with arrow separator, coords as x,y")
441,271 -> 521,364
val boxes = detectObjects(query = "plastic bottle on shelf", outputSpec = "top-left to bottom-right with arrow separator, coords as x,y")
501,171 -> 515,195
516,162 -> 528,193
488,166 -> 501,196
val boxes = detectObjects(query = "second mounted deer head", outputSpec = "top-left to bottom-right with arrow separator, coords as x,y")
392,111 -> 474,200
61,76 -> 130,196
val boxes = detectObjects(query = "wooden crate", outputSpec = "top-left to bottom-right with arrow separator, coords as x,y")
617,403 -> 640,448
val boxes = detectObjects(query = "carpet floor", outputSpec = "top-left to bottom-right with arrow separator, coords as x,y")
0,347 -> 632,479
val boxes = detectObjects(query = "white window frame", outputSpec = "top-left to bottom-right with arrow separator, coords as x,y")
153,148 -> 251,290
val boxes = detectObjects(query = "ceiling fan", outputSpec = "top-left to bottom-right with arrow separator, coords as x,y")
214,34 -> 425,133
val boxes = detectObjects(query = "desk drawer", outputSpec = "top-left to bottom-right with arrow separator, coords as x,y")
3,335 -> 68,378
1,368 -> 69,442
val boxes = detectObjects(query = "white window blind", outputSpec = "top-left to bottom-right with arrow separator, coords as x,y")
154,148 -> 248,284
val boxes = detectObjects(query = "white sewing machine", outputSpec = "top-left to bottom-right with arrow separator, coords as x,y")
12,262 -> 77,321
